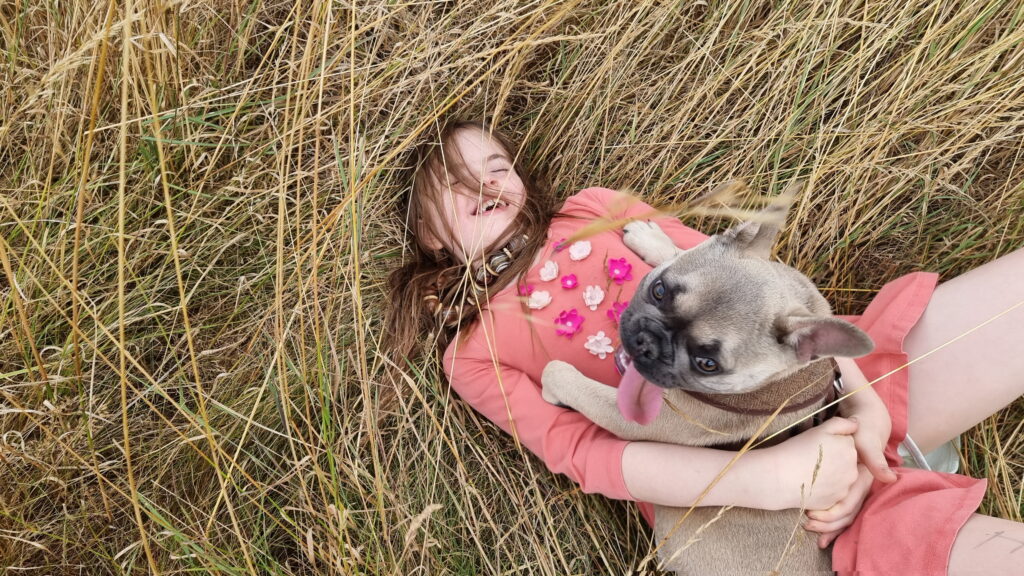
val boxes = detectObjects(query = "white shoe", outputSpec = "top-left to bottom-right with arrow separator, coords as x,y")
898,434 -> 961,474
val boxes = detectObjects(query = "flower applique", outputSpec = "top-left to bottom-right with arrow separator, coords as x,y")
585,331 -> 614,359
583,285 -> 604,311
554,309 -> 584,338
518,284 -> 535,297
607,301 -> 629,324
539,260 -> 559,282
552,237 -> 568,252
528,290 -> 552,310
569,240 -> 592,261
607,257 -> 633,285
561,274 -> 578,289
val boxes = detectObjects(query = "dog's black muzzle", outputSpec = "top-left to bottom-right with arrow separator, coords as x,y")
619,309 -> 675,372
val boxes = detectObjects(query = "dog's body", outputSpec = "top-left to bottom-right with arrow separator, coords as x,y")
541,213 -> 873,575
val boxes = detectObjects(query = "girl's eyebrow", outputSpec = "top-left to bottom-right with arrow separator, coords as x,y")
486,153 -> 509,162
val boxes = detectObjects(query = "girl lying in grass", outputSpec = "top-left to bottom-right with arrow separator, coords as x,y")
386,119 -> 1024,575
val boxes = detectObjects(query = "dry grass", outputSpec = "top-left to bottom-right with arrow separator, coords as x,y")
1,0 -> 1022,573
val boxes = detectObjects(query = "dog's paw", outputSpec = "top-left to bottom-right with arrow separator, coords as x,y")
623,220 -> 680,266
541,360 -> 580,407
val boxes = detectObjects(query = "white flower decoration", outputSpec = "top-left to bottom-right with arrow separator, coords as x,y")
584,331 -> 615,359
568,240 -> 592,261
539,260 -> 559,282
583,285 -> 605,311
527,290 -> 552,310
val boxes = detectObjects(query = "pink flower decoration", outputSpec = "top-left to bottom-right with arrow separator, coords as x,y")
560,274 -> 578,289
518,284 -> 535,296
607,301 -> 629,325
554,309 -> 584,338
607,257 -> 633,285
553,237 -> 568,252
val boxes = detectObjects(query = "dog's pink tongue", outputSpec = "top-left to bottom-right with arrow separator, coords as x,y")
617,362 -> 663,425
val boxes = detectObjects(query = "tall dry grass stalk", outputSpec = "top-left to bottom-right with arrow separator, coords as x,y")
1,0 -> 1022,573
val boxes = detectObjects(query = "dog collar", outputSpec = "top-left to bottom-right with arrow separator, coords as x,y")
684,358 -> 842,417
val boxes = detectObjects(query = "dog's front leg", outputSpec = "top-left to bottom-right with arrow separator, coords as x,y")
541,360 -> 682,443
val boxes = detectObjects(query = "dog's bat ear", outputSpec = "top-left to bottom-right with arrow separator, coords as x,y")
719,180 -> 801,259
720,217 -> 782,259
777,316 -> 875,362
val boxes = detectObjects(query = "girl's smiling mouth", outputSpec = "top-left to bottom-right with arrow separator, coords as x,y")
473,199 -> 508,215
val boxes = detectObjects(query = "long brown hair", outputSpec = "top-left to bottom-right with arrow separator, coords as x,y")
386,120 -> 555,363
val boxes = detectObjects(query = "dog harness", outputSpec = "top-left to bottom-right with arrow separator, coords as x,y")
689,358 -> 844,450
684,358 -> 842,417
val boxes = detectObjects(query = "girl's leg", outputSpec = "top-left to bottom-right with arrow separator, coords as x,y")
949,514 -> 1024,576
903,248 -> 1024,574
903,246 -> 1024,454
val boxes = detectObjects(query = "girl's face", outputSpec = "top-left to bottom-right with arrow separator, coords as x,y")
421,127 -> 526,264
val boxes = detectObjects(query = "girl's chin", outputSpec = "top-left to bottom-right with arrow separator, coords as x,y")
480,222 -> 516,244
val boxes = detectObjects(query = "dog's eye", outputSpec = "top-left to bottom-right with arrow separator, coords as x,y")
692,357 -> 721,375
650,280 -> 666,301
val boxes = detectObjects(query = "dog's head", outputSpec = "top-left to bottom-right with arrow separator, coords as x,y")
619,212 -> 873,400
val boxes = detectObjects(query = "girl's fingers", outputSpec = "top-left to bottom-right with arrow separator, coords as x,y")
806,502 -> 854,523
806,465 -> 872,522
805,515 -> 855,535
821,416 -> 859,436
848,421 -> 897,483
816,529 -> 843,549
860,446 -> 897,483
806,495 -> 857,522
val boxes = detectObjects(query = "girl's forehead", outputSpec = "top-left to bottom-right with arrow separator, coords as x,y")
451,128 -> 509,164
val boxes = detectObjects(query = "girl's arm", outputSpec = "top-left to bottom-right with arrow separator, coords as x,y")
622,416 -> 861,511
445,331 -> 634,498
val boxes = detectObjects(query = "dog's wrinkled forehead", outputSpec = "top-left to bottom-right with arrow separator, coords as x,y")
659,244 -> 772,310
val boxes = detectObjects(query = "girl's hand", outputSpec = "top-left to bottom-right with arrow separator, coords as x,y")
804,464 -> 874,548
765,416 -> 860,511
798,359 -> 897,548
834,358 -> 898,484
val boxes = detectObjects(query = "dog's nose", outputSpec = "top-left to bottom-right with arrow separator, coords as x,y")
632,331 -> 662,362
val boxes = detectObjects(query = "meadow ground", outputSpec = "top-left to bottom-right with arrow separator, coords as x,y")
1,0 -> 1022,573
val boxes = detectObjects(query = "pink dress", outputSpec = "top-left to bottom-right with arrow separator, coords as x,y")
443,187 -> 986,574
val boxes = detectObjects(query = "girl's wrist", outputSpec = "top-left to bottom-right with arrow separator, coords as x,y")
749,446 -> 798,510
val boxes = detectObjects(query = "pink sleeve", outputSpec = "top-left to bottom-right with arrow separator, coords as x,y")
571,187 -> 709,249
443,327 -> 634,500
